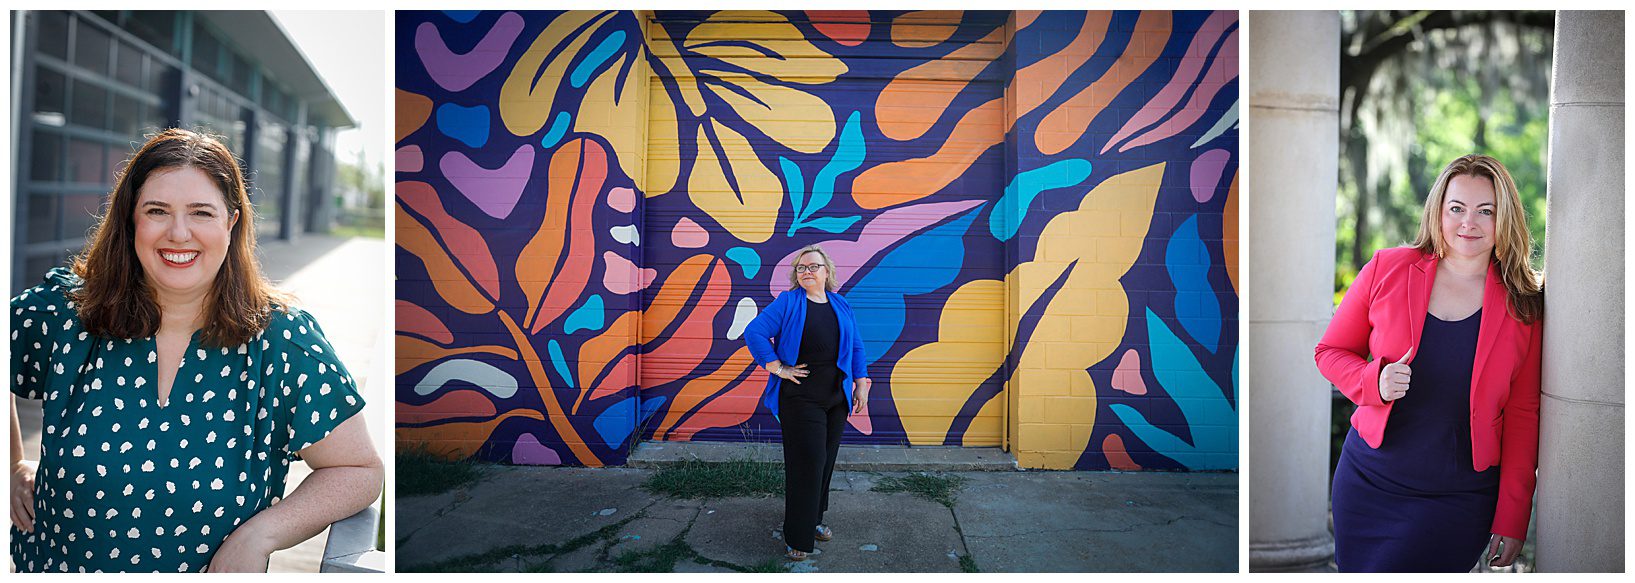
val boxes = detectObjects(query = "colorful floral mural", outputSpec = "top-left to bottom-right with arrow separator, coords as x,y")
396,10 -> 1239,470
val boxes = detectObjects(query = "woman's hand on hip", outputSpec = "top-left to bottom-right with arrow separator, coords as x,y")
1378,347 -> 1414,402
1485,533 -> 1522,568
768,361 -> 808,385
10,459 -> 36,532
851,378 -> 871,414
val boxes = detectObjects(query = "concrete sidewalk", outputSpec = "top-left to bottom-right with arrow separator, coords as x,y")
396,465 -> 1238,573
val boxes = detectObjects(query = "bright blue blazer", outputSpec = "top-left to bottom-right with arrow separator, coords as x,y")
743,289 -> 868,418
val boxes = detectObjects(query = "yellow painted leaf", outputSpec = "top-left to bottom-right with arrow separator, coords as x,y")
889,278 -> 1006,445
1007,163 -> 1165,469
499,11 -> 606,137
576,45 -> 647,187
688,120 -> 783,244
646,81 -> 683,198
683,11 -> 847,83
706,75 -> 836,154
890,11 -> 963,47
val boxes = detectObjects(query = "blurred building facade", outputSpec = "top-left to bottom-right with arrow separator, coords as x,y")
9,10 -> 355,294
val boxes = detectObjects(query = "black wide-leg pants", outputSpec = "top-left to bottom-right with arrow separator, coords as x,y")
779,365 -> 847,553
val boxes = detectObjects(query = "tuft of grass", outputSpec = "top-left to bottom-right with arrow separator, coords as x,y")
396,449 -> 488,498
642,459 -> 785,498
959,554 -> 979,572
871,472 -> 968,508
611,537 -> 694,572
744,558 -> 789,573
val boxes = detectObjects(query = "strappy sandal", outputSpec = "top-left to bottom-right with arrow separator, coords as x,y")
785,546 -> 822,561
814,525 -> 833,542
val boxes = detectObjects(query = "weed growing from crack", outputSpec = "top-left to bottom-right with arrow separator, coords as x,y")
643,459 -> 785,498
396,447 -> 489,498
403,512 -> 642,572
871,472 -> 968,508
959,554 -> 980,572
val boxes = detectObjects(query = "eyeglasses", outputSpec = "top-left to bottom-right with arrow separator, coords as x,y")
794,263 -> 825,274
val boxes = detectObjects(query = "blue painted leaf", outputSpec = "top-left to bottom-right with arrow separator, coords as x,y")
805,216 -> 861,234
848,206 -> 984,364
1165,215 -> 1221,352
592,396 -> 637,449
1108,310 -> 1237,470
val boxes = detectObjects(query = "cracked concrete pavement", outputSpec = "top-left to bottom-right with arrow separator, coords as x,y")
396,466 -> 1237,572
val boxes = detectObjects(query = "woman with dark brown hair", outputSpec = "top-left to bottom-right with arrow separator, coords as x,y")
8,128 -> 383,572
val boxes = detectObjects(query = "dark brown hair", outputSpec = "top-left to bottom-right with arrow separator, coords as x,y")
69,128 -> 289,347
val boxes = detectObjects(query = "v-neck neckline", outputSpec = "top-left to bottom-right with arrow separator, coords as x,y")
149,329 -> 205,409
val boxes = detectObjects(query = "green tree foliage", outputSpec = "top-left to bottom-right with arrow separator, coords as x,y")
1336,11 -> 1553,301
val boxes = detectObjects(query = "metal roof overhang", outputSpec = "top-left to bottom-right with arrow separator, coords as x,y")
195,11 -> 355,129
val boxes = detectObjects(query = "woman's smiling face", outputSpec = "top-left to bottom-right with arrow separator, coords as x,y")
132,166 -> 237,304
1440,173 -> 1498,260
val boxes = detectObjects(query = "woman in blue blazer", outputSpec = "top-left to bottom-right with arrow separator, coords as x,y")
743,244 -> 871,561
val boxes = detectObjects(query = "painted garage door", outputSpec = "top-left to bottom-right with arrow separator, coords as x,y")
637,11 -> 1009,446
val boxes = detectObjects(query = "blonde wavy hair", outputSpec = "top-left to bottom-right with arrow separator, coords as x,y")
787,244 -> 840,292
1410,154 -> 1543,324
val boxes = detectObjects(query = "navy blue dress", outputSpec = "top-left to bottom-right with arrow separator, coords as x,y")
1332,309 -> 1500,572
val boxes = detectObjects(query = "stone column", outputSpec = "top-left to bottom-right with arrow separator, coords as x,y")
1247,11 -> 1339,572
1535,10 -> 1625,574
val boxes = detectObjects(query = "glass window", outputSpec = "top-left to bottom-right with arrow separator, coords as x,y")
25,192 -> 60,244
127,11 -> 177,54
110,92 -> 138,136
230,53 -> 254,97
24,254 -> 63,293
73,19 -> 111,75
29,130 -> 65,183
62,192 -> 106,241
33,68 -> 67,124
67,139 -> 107,184
36,12 -> 69,60
115,40 -> 145,88
146,59 -> 177,95
191,22 -> 219,78
70,81 -> 109,130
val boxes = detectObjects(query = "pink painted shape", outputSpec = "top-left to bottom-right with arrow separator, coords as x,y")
807,11 -> 870,46
1119,28 -> 1240,152
1111,349 -> 1148,395
440,144 -> 535,219
398,181 -> 501,299
602,251 -> 657,295
1189,149 -> 1232,203
1102,11 -> 1234,154
586,353 -> 638,403
671,217 -> 710,249
415,11 -> 527,92
396,145 -> 424,173
511,433 -> 563,465
768,199 -> 985,298
847,395 -> 873,434
396,300 -> 452,344
397,389 -> 497,425
607,186 -> 636,213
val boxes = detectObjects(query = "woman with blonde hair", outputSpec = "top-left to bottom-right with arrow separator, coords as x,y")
1316,154 -> 1543,571
743,245 -> 870,561
9,129 -> 382,572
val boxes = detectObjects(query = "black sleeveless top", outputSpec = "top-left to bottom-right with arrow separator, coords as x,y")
797,297 -> 839,366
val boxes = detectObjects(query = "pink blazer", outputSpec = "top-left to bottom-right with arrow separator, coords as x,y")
1315,247 -> 1542,540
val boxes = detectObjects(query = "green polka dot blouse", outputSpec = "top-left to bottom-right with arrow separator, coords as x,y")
9,268 -> 365,572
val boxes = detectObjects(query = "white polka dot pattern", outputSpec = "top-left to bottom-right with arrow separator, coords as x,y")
9,268 -> 365,572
